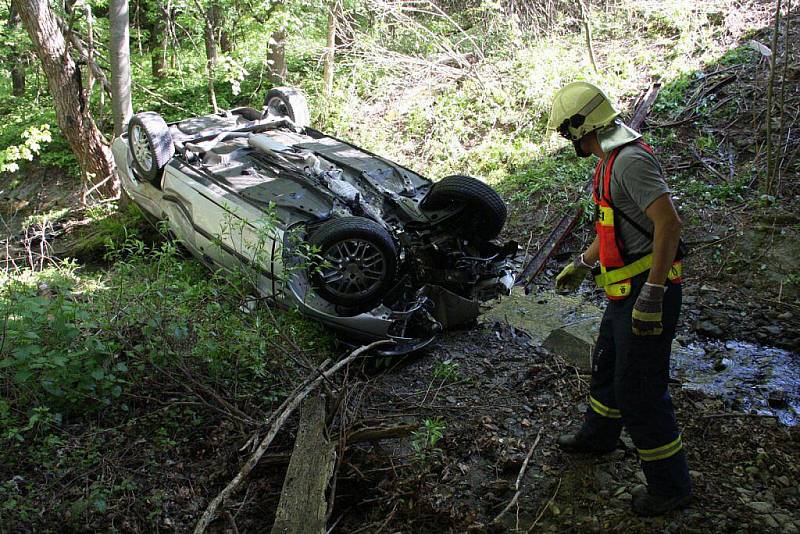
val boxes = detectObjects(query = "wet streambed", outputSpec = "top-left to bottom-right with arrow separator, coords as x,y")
672,340 -> 800,426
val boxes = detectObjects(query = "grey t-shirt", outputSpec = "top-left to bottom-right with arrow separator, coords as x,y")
597,143 -> 670,257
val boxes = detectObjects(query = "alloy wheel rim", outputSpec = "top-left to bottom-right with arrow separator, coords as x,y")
266,97 -> 291,120
131,125 -> 153,171
318,239 -> 387,300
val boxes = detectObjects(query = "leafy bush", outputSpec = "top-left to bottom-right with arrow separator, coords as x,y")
0,265 -> 124,419
0,123 -> 52,173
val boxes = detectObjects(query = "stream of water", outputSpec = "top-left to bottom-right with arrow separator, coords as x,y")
484,289 -> 800,425
672,340 -> 800,426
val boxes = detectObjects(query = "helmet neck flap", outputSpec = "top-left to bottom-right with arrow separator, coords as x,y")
597,120 -> 642,154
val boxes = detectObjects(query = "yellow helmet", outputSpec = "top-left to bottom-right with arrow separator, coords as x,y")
547,82 -> 619,141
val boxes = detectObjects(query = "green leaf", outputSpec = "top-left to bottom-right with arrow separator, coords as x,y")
12,345 -> 42,359
93,498 -> 107,513
14,369 -> 33,382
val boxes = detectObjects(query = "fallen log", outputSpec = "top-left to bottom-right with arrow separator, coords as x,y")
515,203 -> 586,294
629,82 -> 662,131
516,82 -> 662,292
346,423 -> 418,442
271,394 -> 336,534
193,340 -> 392,534
253,423 -> 420,469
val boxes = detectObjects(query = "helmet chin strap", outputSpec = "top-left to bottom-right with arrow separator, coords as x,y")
573,139 -> 592,158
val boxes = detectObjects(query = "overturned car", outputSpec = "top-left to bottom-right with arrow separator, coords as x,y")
113,87 -> 518,353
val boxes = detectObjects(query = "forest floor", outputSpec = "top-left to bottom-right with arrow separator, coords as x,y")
2,116 -> 798,534
2,2 -> 800,533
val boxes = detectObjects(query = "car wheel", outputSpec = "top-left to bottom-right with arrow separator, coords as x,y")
264,87 -> 311,128
308,217 -> 397,309
420,175 -> 507,240
128,112 -> 175,183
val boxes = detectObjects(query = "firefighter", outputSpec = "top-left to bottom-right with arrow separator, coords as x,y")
546,81 -> 691,516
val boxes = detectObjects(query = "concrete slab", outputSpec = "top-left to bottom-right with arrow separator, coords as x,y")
482,288 -> 603,370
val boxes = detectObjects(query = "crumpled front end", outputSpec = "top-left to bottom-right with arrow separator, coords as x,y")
278,229 -> 520,354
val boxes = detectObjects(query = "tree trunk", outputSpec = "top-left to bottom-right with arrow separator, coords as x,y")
220,29 -> 232,53
208,2 -> 231,53
109,0 -> 134,138
7,4 -> 26,97
322,0 -> 337,97
13,0 -> 116,196
197,0 -> 219,112
578,0 -> 598,73
85,4 -> 95,104
764,0 -> 783,193
268,29 -> 287,85
150,16 -> 167,79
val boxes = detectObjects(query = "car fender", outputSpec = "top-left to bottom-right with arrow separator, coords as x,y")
111,137 -> 166,222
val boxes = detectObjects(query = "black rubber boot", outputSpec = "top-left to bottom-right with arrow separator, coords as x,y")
557,431 -> 620,454
631,488 -> 691,517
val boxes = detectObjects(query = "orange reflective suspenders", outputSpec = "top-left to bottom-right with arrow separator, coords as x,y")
592,142 -> 682,300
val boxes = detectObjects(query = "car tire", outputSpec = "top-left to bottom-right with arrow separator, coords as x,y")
308,217 -> 397,309
420,175 -> 507,240
128,112 -> 174,183
264,87 -> 311,128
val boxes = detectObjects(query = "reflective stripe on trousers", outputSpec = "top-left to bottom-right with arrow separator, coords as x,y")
579,271 -> 691,496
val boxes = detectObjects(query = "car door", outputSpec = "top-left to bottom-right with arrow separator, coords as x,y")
161,168 -> 282,281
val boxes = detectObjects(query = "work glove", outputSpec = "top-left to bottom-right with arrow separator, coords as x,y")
632,282 -> 665,336
555,254 -> 592,294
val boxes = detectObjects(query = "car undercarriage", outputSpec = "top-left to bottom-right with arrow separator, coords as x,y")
113,87 -> 519,353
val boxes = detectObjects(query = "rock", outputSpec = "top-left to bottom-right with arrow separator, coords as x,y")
768,392 -> 788,408
542,327 -> 593,371
764,325 -> 782,336
776,475 -> 791,487
747,501 -> 773,514
763,515 -> 780,529
697,320 -> 724,337
778,311 -> 793,320
594,467 -> 613,488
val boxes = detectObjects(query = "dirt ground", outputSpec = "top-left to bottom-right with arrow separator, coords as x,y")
322,317 -> 799,533
3,164 -> 799,534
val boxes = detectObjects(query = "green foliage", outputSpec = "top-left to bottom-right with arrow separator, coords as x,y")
676,173 -> 749,205
0,96 -> 77,176
411,417 -> 446,461
0,227 -> 331,432
0,124 -> 52,173
22,207 -> 72,228
433,359 -> 460,381
0,264 -> 123,417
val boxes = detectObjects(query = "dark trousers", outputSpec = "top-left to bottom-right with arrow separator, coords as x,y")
581,272 -> 691,497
